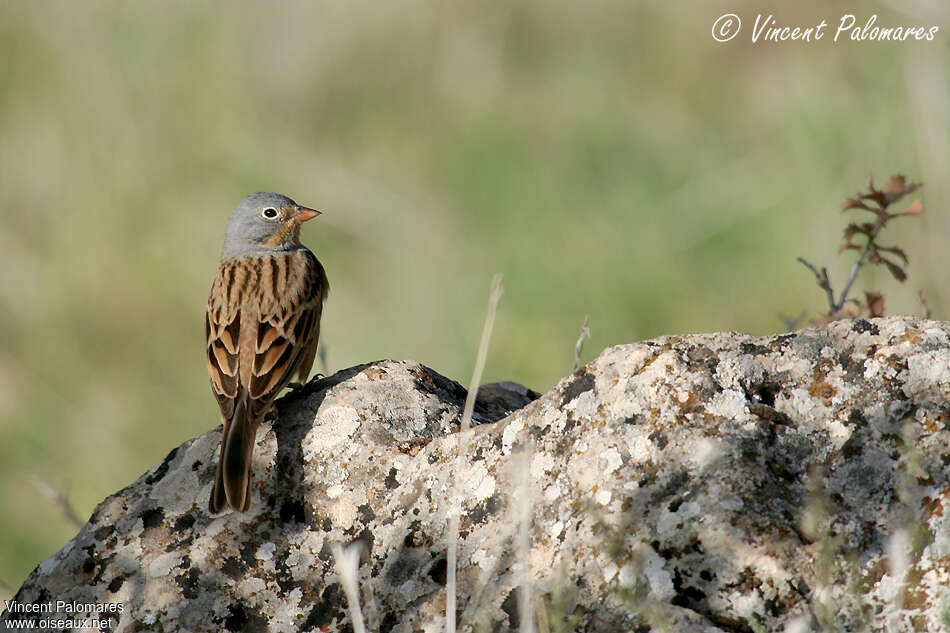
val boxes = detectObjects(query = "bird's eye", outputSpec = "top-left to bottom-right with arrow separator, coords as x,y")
261,207 -> 279,220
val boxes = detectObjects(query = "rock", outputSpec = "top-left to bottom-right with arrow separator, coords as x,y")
3,317 -> 950,633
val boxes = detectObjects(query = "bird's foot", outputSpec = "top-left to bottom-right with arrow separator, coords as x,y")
288,375 -> 323,392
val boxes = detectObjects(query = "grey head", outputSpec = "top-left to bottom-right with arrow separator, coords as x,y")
220,192 -> 321,260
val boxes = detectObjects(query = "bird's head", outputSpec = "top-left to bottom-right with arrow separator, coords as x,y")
221,192 -> 321,259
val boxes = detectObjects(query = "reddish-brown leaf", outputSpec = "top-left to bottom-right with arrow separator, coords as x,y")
902,198 -> 923,216
841,198 -> 871,212
864,292 -> 886,317
877,245 -> 908,265
883,175 -> 921,204
842,223 -> 874,241
882,258 -> 907,282
883,175 -> 906,195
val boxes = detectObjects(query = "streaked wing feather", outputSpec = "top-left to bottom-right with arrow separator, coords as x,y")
205,291 -> 240,420
253,335 -> 291,380
247,251 -> 326,407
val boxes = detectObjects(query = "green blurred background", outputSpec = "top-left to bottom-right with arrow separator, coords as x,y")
1,0 -> 948,592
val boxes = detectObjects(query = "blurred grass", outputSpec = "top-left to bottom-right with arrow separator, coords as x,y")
1,0 -> 948,592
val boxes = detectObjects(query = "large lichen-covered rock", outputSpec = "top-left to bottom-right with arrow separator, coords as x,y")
3,317 -> 950,632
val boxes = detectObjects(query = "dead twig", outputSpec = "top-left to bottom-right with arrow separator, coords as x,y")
572,315 -> 590,373
30,475 -> 82,529
918,290 -> 932,319
796,258 -> 836,313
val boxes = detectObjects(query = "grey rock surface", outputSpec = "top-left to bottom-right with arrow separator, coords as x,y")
3,317 -> 950,632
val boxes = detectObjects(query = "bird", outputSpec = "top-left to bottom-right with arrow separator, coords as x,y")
205,192 -> 328,513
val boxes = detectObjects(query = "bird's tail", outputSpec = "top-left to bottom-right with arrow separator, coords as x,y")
209,398 -> 256,513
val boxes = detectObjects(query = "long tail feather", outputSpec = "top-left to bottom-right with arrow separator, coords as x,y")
224,398 -> 256,512
209,399 -> 256,513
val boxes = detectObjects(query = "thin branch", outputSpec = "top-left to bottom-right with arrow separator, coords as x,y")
447,273 -> 504,633
30,475 -> 82,528
778,312 -> 805,332
796,258 -> 836,314
572,315 -> 590,373
800,214 -> 881,315
834,231 -> 877,312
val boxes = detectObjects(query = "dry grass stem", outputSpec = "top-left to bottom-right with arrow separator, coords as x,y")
30,475 -> 82,529
331,542 -> 367,633
447,273 -> 504,633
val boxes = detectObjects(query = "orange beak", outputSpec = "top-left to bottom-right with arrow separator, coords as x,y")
291,206 -> 321,222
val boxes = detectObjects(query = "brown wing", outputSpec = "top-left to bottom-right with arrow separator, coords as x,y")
206,250 -> 328,423
206,262 -> 243,421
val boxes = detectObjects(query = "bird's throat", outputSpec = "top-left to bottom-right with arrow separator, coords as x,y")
259,220 -> 300,249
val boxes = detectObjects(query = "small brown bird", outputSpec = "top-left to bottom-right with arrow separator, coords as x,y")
206,192 -> 328,513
